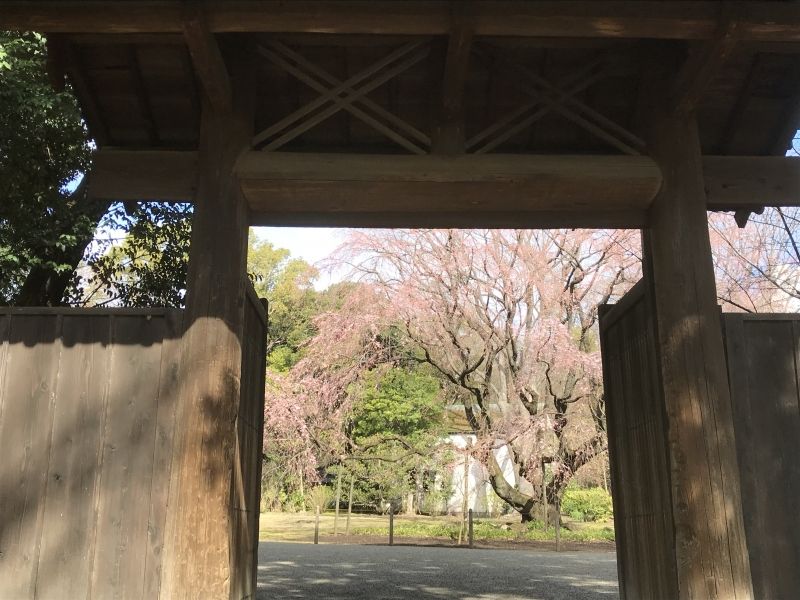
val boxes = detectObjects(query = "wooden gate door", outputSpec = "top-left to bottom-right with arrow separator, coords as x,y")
599,280 -> 678,600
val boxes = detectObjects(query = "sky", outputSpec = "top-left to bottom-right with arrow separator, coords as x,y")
252,226 -> 348,289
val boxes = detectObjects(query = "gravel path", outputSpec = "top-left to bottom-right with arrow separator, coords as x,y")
257,541 -> 619,599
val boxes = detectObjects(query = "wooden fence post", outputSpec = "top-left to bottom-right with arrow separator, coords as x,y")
334,472 -> 342,535
555,497 -> 561,552
468,508 -> 474,548
314,506 -> 320,545
389,505 -> 394,546
346,475 -> 354,535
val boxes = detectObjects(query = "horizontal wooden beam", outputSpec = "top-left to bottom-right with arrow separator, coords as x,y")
5,2 -> 800,43
88,149 -> 198,201
238,152 -> 660,228
87,150 -> 800,225
703,155 -> 800,210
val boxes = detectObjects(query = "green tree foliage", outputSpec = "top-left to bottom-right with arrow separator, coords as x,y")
78,203 -> 192,307
346,365 -> 450,513
0,31 -> 96,305
248,234 -> 319,370
350,367 -> 443,441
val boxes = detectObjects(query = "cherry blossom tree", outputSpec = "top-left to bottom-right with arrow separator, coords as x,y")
709,208 -> 800,312
330,228 -> 641,521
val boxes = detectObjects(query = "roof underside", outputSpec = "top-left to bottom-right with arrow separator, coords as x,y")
56,32 -> 800,156
5,2 -> 800,157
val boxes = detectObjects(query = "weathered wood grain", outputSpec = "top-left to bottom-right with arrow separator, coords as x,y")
723,315 -> 800,600
142,311 -> 182,600
0,315 -> 62,598
90,316 -> 165,598
36,315 -> 111,600
600,283 -> 677,600
5,2 -> 800,43
160,41 -> 255,599
640,45 -> 753,600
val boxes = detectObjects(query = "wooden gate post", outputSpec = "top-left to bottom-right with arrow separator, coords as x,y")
640,46 -> 753,600
160,39 -> 255,600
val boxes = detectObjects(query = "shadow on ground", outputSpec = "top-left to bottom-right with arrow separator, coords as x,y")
257,541 -> 619,600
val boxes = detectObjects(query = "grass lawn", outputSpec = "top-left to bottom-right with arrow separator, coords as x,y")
259,511 -> 615,549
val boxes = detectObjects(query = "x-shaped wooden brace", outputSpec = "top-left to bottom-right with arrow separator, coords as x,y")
254,40 -> 431,153
471,45 -> 645,155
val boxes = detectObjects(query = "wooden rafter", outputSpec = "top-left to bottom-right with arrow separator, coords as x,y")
182,4 -> 232,113
253,40 -> 431,153
671,15 -> 740,114
8,2 -> 800,44
475,45 -> 644,154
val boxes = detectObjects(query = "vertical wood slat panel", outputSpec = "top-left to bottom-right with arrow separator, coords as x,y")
723,315 -> 800,600
230,286 -> 267,599
142,310 -> 182,600
600,283 -> 678,600
0,315 -> 62,599
0,309 -> 181,599
36,315 -> 112,600
90,315 -> 166,599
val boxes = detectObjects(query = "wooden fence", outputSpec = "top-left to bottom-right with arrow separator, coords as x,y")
599,282 -> 678,599
0,292 -> 267,599
601,284 -> 800,600
723,314 -> 800,600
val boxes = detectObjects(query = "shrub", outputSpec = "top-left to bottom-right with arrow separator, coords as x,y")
308,485 -> 333,512
561,487 -> 613,522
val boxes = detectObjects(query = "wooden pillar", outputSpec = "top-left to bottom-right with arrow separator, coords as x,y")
160,41 -> 254,600
641,46 -> 753,600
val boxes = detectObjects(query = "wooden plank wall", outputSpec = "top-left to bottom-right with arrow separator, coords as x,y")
0,308 -> 182,600
723,314 -> 800,600
602,285 -> 800,600
230,284 -> 268,600
599,282 -> 678,600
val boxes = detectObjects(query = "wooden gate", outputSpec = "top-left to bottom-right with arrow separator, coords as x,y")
0,286 -> 267,599
599,281 -> 678,599
601,283 -> 800,599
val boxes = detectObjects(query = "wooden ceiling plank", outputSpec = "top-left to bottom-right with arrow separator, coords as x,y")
259,45 -> 427,154
716,54 -> 760,154
255,42 -> 429,152
467,57 -> 602,151
264,41 -> 431,148
127,45 -> 160,146
253,40 -> 424,147
474,69 -> 605,154
61,42 -> 111,145
480,45 -> 645,154
182,4 -> 232,114
767,60 -> 800,156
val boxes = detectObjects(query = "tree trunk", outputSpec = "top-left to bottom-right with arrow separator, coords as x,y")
14,181 -> 110,307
